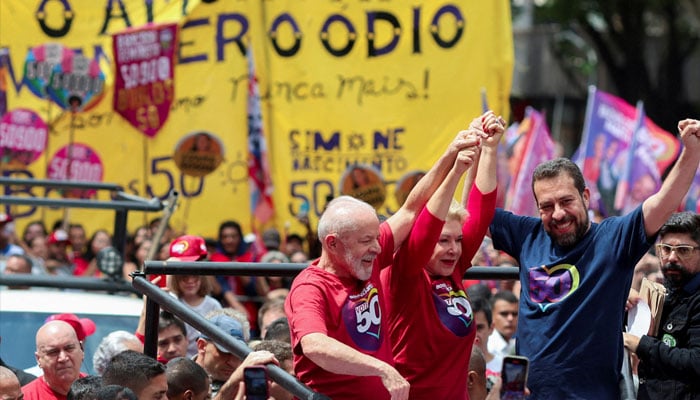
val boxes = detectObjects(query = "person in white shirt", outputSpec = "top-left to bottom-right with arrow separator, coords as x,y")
487,290 -> 518,359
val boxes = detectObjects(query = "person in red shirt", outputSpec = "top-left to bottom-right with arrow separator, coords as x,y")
382,111 -> 503,399
67,224 -> 91,277
285,129 -> 482,400
210,221 -> 257,325
22,321 -> 86,400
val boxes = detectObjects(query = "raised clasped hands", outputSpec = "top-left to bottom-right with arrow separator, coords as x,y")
470,110 -> 506,148
678,118 -> 700,151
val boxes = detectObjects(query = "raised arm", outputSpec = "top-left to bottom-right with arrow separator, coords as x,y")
474,112 -> 505,194
391,142 -> 481,279
461,152 -> 479,208
427,134 -> 481,219
642,119 -> 700,235
387,114 -> 500,249
462,113 -> 504,262
301,333 -> 409,399
462,111 -> 504,206
386,131 -> 480,249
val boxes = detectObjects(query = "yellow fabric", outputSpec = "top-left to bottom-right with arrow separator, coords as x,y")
1,0 -> 513,237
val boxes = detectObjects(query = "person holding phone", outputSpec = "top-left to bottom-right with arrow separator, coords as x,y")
285,129 -> 484,400
381,111 -> 504,399
488,119 -> 700,398
623,211 -> 700,399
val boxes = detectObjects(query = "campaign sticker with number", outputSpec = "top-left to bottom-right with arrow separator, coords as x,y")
0,108 -> 48,167
47,143 -> 103,198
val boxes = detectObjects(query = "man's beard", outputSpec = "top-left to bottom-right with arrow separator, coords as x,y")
662,262 -> 695,290
550,215 -> 590,248
343,250 -> 373,281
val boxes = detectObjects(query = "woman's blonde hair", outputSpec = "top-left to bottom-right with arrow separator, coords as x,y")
446,199 -> 468,224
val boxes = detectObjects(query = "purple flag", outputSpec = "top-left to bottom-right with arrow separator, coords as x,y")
573,86 -> 680,217
505,108 -> 556,216
683,168 -> 700,213
614,102 -> 661,215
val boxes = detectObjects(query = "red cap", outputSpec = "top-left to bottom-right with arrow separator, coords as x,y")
48,229 -> 70,245
0,214 -> 12,224
169,235 -> 208,261
46,313 -> 96,341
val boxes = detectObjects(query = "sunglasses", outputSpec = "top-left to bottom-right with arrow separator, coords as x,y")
655,243 -> 700,260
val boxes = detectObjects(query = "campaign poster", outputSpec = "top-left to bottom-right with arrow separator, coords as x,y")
113,23 -> 177,137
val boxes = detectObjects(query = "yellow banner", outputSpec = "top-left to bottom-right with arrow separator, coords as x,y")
0,0 -> 513,239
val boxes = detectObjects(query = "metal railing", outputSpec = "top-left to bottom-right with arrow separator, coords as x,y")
0,177 -> 168,257
0,274 -> 139,294
135,261 -> 519,400
132,272 -> 330,400
142,260 -> 519,280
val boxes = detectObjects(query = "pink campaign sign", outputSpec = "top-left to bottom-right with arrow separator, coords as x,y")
0,108 -> 48,166
112,23 -> 177,137
47,143 -> 103,198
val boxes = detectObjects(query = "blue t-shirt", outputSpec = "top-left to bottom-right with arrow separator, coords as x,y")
490,206 -> 653,400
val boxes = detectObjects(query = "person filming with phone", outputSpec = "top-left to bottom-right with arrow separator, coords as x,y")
623,211 -> 700,399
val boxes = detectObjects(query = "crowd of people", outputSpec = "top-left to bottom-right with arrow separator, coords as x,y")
1,116 -> 700,399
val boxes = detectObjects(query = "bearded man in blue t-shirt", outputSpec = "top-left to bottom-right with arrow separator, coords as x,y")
488,118 -> 700,399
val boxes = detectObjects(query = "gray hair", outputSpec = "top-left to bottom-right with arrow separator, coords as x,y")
317,196 -> 377,239
92,330 -> 142,376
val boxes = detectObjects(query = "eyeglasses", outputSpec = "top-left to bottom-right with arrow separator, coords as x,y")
655,244 -> 700,260
40,342 -> 81,359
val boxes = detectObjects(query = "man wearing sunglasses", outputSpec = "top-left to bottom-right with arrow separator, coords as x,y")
624,211 -> 700,399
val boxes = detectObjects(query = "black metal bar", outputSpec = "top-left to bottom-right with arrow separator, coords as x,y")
0,196 -> 164,211
143,261 -> 306,277
113,210 -> 128,257
143,261 -> 520,280
143,296 -> 160,359
0,274 -> 139,294
465,266 -> 520,280
0,177 -> 121,191
131,275 -> 328,400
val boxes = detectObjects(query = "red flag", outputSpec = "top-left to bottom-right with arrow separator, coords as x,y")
505,108 -> 556,216
247,49 -> 274,226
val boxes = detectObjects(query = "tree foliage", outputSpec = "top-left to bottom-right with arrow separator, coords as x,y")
533,0 -> 700,128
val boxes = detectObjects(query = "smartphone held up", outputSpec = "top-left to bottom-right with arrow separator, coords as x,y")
244,366 -> 269,400
501,355 -> 529,400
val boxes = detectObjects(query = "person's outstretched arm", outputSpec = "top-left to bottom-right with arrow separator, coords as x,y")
460,113 -> 504,267
462,111 -> 504,206
642,119 -> 700,235
473,113 -> 504,195
427,135 -> 480,220
388,114 -> 494,249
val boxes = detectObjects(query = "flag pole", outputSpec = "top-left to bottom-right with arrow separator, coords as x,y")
575,85 -> 598,166
614,101 -> 645,212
